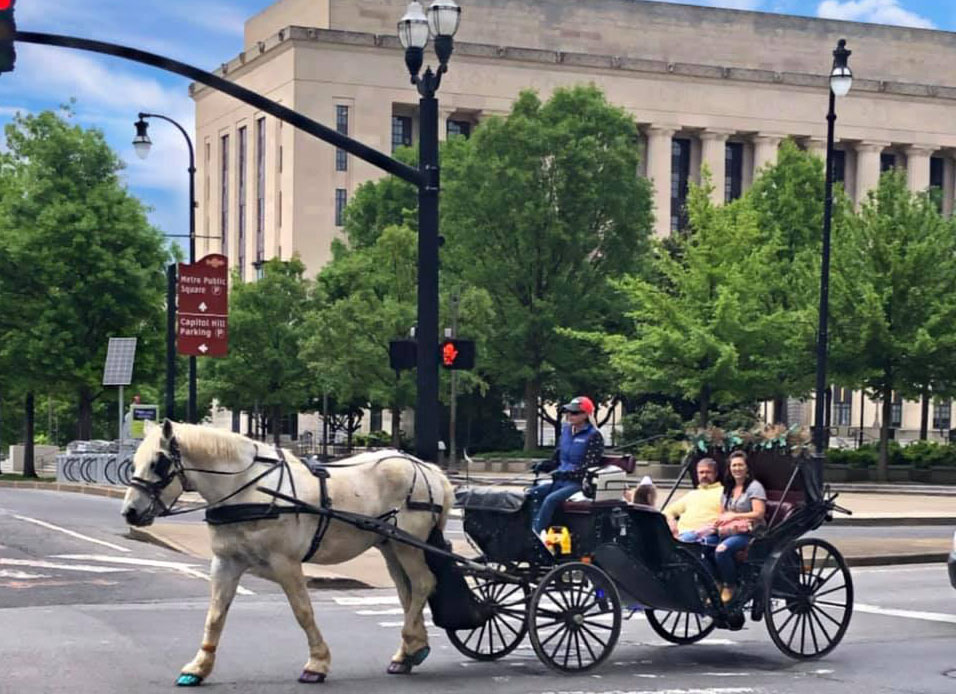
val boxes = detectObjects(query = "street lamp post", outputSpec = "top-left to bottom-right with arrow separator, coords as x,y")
133,112 -> 199,424
398,0 -> 461,462
813,39 -> 852,481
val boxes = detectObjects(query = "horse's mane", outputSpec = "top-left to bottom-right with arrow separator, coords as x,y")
172,423 -> 255,465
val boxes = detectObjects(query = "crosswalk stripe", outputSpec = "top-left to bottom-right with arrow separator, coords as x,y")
12,514 -> 131,553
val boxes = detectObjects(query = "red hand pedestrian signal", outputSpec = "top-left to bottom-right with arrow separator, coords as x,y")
442,341 -> 459,367
0,0 -> 14,74
439,339 -> 475,370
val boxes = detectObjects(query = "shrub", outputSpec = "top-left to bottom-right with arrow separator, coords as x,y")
621,403 -> 686,446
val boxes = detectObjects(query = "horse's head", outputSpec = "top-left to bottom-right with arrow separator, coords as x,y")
121,419 -> 187,527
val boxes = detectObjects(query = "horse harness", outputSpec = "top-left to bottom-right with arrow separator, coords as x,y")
132,441 -> 444,563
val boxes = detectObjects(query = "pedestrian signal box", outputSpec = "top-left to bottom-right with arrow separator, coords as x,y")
440,339 -> 475,370
0,0 -> 15,75
389,339 -> 417,371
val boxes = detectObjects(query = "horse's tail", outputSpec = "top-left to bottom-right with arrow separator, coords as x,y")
435,471 -> 454,532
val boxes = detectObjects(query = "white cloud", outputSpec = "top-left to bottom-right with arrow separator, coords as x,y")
816,0 -> 935,28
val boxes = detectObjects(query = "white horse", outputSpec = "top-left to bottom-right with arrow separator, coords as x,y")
121,420 -> 453,686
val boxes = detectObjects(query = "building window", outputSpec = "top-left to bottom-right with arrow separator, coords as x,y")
508,400 -> 527,421
392,115 -> 412,153
670,138 -> 691,232
880,152 -> 897,172
724,142 -> 743,202
256,118 -> 266,265
237,126 -> 247,281
933,400 -> 952,431
335,105 -> 349,171
447,119 -> 471,139
833,387 -> 852,427
832,149 -> 846,185
369,408 -> 383,432
220,134 -> 229,254
335,188 -> 347,227
890,392 -> 903,429
930,156 -> 944,212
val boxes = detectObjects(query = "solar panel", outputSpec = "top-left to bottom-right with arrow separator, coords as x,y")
102,337 -> 137,386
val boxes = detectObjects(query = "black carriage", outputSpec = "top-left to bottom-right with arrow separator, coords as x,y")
449,444 -> 854,673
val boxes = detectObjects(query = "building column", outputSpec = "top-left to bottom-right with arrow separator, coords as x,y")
905,145 -> 934,192
700,130 -> 731,204
752,134 -> 782,178
854,141 -> 887,205
804,137 -> 827,159
646,125 -> 676,238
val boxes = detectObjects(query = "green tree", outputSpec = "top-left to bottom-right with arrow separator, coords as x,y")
302,225 -> 418,447
745,140 -> 824,421
0,108 -> 167,452
830,171 -> 956,480
206,258 -> 311,444
441,85 -> 653,449
598,180 -> 776,427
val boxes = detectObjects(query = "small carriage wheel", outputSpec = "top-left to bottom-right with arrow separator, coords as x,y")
528,562 -> 622,674
445,570 -> 530,661
645,609 -> 715,645
764,537 -> 853,660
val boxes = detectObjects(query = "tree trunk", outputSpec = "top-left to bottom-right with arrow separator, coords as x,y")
522,380 -> 539,451
390,405 -> 402,448
698,385 -> 711,428
877,389 -> 891,483
919,387 -> 929,440
76,386 -> 94,441
772,395 -> 788,425
272,405 -> 281,446
23,392 -> 37,478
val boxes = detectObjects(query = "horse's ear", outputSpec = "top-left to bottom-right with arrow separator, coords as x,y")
162,418 -> 175,442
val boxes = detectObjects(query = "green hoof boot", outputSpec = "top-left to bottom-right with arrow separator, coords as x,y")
176,673 -> 203,687
407,645 -> 430,666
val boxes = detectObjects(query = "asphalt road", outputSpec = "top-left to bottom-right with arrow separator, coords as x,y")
1,489 -> 954,694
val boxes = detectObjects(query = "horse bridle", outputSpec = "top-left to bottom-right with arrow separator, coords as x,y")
129,438 -> 289,519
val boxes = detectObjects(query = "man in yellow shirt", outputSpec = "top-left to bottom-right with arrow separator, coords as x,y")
664,458 -> 724,542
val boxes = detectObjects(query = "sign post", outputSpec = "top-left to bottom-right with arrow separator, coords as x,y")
103,338 -> 137,443
177,254 -> 229,358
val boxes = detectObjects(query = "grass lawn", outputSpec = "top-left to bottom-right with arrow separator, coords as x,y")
0,473 -> 57,482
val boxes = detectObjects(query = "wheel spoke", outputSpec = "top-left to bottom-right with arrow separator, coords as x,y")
491,615 -> 509,649
538,621 -> 566,648
799,612 -> 808,655
495,615 -> 521,637
806,606 -> 820,654
813,585 -> 848,600
683,612 -> 690,639
578,622 -> 610,650
579,624 -> 599,663
548,626 -> 570,661
808,604 -> 833,645
812,604 -> 846,629
580,619 -> 615,631
814,598 -> 848,610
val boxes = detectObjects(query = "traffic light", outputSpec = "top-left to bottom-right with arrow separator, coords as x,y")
440,338 -> 475,370
0,0 -> 15,75
389,339 -> 417,371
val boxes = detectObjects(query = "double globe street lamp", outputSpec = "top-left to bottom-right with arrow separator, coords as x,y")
397,0 -> 461,462
812,39 -> 852,481
133,112 -> 199,425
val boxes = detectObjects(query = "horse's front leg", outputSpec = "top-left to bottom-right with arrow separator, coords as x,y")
178,555 -> 247,687
270,556 -> 331,683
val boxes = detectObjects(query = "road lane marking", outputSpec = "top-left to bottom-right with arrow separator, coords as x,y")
540,689 -> 757,694
12,514 -> 131,553
0,569 -> 51,579
53,554 -> 255,596
854,564 -> 945,574
856,603 -> 956,625
333,596 -> 400,606
0,558 -> 129,573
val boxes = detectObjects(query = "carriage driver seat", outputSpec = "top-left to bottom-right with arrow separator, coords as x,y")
560,454 -> 636,513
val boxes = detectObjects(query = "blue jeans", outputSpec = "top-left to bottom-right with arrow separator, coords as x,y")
714,533 -> 752,585
528,479 -> 581,533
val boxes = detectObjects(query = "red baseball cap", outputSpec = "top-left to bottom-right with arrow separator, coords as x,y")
563,396 -> 595,415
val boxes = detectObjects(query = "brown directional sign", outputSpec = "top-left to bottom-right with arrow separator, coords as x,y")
177,254 -> 229,357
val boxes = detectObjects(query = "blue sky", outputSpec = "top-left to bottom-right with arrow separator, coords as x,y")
3,0 -> 952,252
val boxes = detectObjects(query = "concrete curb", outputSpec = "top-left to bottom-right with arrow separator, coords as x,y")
846,552 -> 950,567
830,516 -> 956,527
0,480 -> 127,498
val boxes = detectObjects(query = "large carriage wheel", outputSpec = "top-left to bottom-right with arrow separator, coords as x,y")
445,569 -> 530,661
528,562 -> 622,673
764,537 -> 853,660
645,609 -> 715,645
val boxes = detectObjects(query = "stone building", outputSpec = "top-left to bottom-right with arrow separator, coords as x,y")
194,0 -> 956,444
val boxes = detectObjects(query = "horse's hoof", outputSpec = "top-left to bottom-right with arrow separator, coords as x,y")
176,673 -> 203,687
387,661 -> 412,675
406,645 -> 430,666
298,670 -> 326,684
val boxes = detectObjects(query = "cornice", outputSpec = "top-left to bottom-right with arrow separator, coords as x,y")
190,26 -> 956,103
